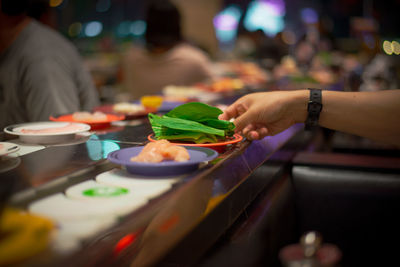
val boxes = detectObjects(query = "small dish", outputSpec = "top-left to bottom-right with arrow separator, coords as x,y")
0,142 -> 20,157
50,113 -> 124,130
147,133 -> 243,153
4,122 -> 90,144
107,146 -> 218,176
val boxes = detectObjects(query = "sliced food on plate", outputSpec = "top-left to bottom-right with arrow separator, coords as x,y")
93,103 -> 156,120
72,111 -> 108,121
50,111 -> 124,130
130,140 -> 190,163
19,122 -> 86,134
4,122 -> 90,144
112,102 -> 145,114
107,145 -> 217,176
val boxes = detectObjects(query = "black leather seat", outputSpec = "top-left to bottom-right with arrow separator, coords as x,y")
292,165 -> 400,266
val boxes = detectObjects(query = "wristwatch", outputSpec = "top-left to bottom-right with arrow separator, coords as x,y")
305,88 -> 323,130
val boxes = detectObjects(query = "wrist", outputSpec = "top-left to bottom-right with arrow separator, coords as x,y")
289,90 -> 309,123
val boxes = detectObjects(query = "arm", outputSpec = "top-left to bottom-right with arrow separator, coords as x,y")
319,90 -> 400,146
220,89 -> 400,147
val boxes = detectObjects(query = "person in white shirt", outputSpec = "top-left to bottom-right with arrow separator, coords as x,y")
0,0 -> 99,128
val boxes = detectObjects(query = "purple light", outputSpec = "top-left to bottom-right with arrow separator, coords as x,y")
213,14 -> 239,31
260,0 -> 286,16
301,7 -> 318,24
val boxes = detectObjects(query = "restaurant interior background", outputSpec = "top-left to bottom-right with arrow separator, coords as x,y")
36,0 -> 400,103
1,1 -> 400,267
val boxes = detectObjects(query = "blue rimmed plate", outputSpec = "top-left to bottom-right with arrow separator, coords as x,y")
107,146 -> 218,176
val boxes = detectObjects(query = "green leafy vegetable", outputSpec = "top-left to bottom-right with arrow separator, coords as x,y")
149,113 -> 225,136
200,119 -> 235,130
149,102 -> 235,144
157,132 -> 218,144
166,102 -> 222,121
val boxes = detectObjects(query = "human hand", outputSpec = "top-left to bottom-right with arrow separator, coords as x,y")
219,90 -> 308,140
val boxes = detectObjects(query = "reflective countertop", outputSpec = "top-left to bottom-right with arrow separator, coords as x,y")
0,117 -> 304,267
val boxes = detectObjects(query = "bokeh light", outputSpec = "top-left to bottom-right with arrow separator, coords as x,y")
96,0 -> 111,13
301,7 -> 318,24
84,21 -> 103,37
49,0 -> 63,8
214,5 -> 242,43
116,21 -> 131,37
68,22 -> 82,37
243,0 -> 285,36
391,41 -> 400,55
383,40 -> 393,55
131,20 -> 146,36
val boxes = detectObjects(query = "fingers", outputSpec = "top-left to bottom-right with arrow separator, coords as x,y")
218,103 -> 237,121
257,126 -> 269,137
242,124 -> 269,140
218,113 -> 229,121
220,105 -> 270,140
219,102 -> 270,140
233,108 -> 255,132
218,101 -> 248,121
242,124 -> 255,136
218,95 -> 270,140
248,131 -> 260,140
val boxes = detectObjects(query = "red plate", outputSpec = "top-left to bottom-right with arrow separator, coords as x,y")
50,113 -> 125,130
148,133 -> 243,153
93,105 -> 157,120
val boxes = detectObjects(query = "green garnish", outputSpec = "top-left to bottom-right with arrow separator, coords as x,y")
148,102 -> 235,144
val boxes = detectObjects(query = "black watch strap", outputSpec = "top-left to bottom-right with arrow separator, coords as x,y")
305,89 -> 323,130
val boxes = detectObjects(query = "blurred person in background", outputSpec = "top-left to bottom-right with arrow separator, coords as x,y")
0,0 -> 99,129
234,29 -> 288,67
121,0 -> 215,101
293,35 -> 318,73
26,0 -> 57,28
359,50 -> 399,92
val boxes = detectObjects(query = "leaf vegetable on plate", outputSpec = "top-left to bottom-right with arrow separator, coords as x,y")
148,102 -> 235,144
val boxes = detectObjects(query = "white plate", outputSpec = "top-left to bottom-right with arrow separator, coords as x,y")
0,142 -> 20,157
29,193 -> 146,220
96,169 -> 178,199
4,122 -> 91,144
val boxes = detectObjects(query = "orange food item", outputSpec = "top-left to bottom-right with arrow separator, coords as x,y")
140,95 -> 163,109
131,140 -> 190,163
